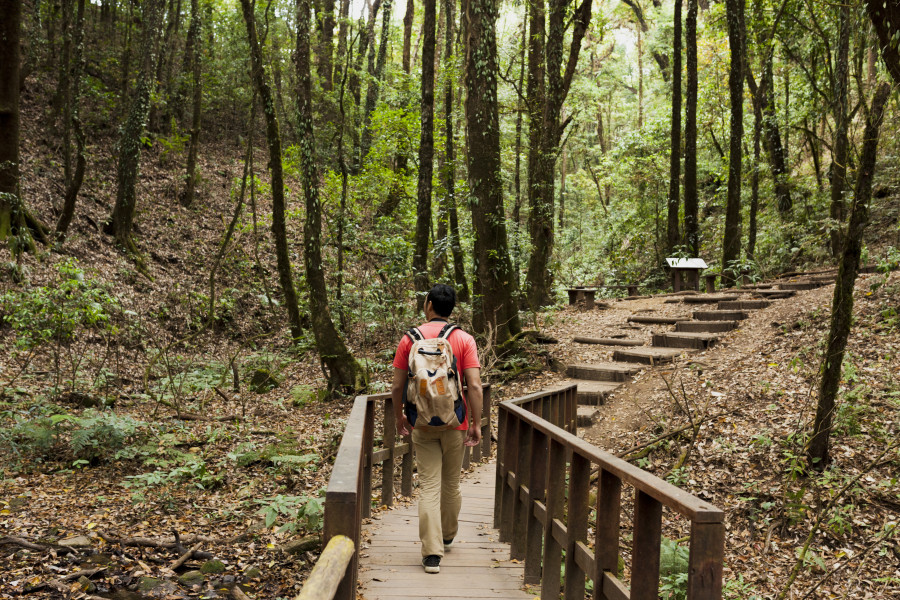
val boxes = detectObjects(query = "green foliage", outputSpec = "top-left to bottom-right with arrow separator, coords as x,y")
290,384 -> 329,407
255,492 -> 325,534
0,259 -> 119,351
659,536 -> 691,599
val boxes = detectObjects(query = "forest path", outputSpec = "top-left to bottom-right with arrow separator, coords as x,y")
539,272 -> 838,447
357,461 -> 538,600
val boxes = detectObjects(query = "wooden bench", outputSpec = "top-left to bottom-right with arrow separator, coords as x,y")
666,257 -> 708,292
564,287 -> 597,309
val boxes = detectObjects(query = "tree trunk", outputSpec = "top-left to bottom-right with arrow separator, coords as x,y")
463,0 -> 520,344
108,0 -> 164,259
402,0 -> 414,74
748,97 -> 761,260
866,0 -> 900,85
524,0 -> 591,310
666,0 -> 682,253
359,0 -> 392,166
761,58 -> 792,218
180,0 -> 202,208
333,0 -> 350,84
296,0 -> 365,391
238,0 -> 305,342
1,0 -> 24,253
721,0 -> 743,283
413,0 -> 435,304
829,4 -> 850,258
317,0 -> 335,91
683,0 -> 698,255
511,20 -> 526,287
55,0 -> 87,241
808,82 -> 890,469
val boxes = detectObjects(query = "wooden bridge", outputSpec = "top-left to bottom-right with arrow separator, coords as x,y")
307,384 -> 725,600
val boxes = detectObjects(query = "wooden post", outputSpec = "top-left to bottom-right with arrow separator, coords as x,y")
524,427 -> 548,584
541,438 -> 566,599
499,411 -> 518,542
687,521 -> 725,600
673,270 -> 682,292
381,399 -> 396,507
295,535 -> 355,600
361,399 -> 375,519
564,453 -> 590,600
481,384 -> 492,458
630,490 -> 663,600
494,406 -> 507,529
596,469 -> 622,600
510,419 -> 531,560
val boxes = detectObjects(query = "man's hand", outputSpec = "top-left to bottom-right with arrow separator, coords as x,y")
396,415 -> 412,437
464,423 -> 482,447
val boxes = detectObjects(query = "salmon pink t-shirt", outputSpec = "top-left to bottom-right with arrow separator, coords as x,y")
393,320 -> 481,430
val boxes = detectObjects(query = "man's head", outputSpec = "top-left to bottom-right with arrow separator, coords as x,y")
425,284 -> 456,318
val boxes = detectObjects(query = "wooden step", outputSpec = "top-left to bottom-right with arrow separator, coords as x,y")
612,347 -> 696,365
573,336 -> 644,346
675,320 -> 738,333
577,405 -> 599,428
717,299 -> 772,310
693,309 -> 749,321
565,362 -> 643,382
681,294 -> 740,304
778,281 -> 822,291
573,380 -> 622,406
627,315 -> 688,325
753,289 -> 796,299
652,332 -> 720,350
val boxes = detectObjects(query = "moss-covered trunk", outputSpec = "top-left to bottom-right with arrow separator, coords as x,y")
412,0 -> 436,303
296,0 -> 365,392
666,0 -> 682,254
181,0 -> 202,208
721,0 -> 743,283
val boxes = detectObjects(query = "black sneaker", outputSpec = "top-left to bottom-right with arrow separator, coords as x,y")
443,538 -> 454,552
422,555 -> 441,574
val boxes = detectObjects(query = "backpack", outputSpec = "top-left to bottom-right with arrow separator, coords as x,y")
402,323 -> 466,430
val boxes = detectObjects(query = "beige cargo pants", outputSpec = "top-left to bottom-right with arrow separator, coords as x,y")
411,427 -> 466,557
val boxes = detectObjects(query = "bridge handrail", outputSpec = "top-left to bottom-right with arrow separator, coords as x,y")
294,535 -> 355,600
496,384 -> 724,600
321,385 -> 493,600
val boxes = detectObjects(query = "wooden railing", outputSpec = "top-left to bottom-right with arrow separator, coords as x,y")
495,384 -> 724,600
294,535 -> 355,600
322,385 -> 492,600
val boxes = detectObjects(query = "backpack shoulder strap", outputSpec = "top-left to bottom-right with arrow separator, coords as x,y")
438,323 -> 459,340
406,327 -> 424,343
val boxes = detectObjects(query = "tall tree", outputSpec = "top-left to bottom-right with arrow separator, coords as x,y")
239,0 -> 305,342
721,0 -> 743,282
666,0 -> 682,253
866,0 -> 900,85
359,0 -> 392,166
441,0 -> 469,301
180,0 -> 203,208
1,0 -> 24,254
463,0 -> 521,344
402,0 -> 414,73
55,0 -> 87,240
524,0 -> 592,310
108,0 -> 165,260
808,82 -> 890,469
682,0 -> 698,255
296,0 -> 366,391
828,5 -> 851,257
318,0 -> 335,91
413,0 -> 436,302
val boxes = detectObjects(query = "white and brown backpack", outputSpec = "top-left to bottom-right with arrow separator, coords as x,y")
403,323 -> 465,430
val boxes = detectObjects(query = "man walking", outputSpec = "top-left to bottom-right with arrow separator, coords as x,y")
391,284 -> 483,574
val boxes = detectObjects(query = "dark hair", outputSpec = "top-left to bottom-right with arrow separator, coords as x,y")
426,284 -> 456,317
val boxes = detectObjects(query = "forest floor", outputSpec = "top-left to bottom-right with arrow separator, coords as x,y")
535,273 -> 900,599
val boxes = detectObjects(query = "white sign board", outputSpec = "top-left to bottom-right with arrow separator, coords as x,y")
665,258 -> 708,269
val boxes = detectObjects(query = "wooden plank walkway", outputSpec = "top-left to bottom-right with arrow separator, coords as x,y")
358,461 -> 538,600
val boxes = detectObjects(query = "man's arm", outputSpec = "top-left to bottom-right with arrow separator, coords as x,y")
391,367 -> 412,436
463,367 -> 483,447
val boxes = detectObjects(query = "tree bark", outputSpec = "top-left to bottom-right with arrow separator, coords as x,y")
402,0 -> 414,74
1,0 -> 24,253
239,0 -> 305,342
180,0 -> 202,208
55,0 -> 87,241
413,0 -> 435,304
463,0 -> 520,344
666,0 -> 682,253
318,0 -> 335,90
748,96 -> 761,260
808,82 -> 890,469
682,0 -> 698,255
524,0 -> 591,310
865,0 -> 900,86
829,5 -> 850,258
359,0 -> 392,166
296,0 -> 365,391
721,0 -> 743,283
108,0 -> 164,260
761,58 -> 792,218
